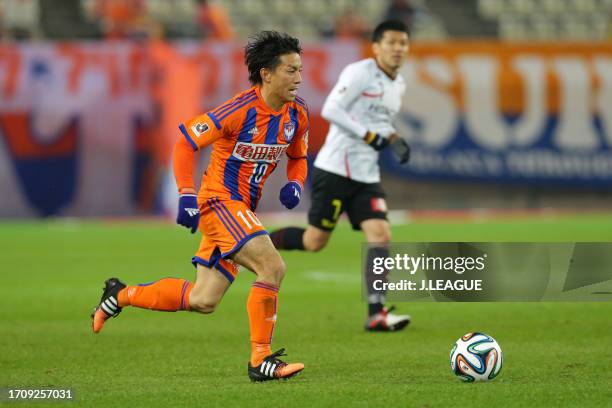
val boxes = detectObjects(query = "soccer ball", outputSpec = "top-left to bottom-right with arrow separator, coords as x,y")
450,332 -> 503,382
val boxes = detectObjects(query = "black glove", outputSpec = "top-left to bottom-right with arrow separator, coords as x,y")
363,131 -> 389,151
390,137 -> 411,164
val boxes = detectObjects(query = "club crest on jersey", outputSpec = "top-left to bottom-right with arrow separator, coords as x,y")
191,122 -> 209,137
232,142 -> 288,163
283,121 -> 296,142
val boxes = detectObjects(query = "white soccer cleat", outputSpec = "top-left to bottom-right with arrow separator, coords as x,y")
364,306 -> 411,332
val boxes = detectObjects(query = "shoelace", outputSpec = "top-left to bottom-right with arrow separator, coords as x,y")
266,348 -> 288,368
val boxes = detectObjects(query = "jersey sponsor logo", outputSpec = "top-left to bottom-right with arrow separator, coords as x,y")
247,126 -> 259,135
232,142 -> 288,163
283,121 -> 296,142
368,104 -> 393,116
191,122 -> 209,137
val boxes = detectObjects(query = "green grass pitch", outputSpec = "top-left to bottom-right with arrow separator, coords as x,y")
1,214 -> 611,407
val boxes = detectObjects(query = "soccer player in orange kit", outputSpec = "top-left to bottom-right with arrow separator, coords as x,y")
91,31 -> 309,382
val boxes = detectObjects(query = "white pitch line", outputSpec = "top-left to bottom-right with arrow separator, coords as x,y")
306,271 -> 361,283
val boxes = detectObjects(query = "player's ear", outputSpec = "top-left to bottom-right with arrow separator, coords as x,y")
260,67 -> 271,84
372,41 -> 380,57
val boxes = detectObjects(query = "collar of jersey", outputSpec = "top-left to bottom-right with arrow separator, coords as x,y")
373,58 -> 398,81
255,86 -> 288,115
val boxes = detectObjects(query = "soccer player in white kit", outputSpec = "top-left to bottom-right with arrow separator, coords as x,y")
270,20 -> 412,331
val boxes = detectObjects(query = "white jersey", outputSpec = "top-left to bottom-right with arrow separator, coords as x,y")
314,58 -> 406,183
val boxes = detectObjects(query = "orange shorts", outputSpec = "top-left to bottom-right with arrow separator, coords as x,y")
191,196 -> 268,282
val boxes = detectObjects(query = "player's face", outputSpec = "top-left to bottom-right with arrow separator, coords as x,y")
373,30 -> 409,74
268,53 -> 303,104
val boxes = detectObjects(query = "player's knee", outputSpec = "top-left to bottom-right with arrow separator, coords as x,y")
303,226 -> 331,252
374,231 -> 391,245
379,228 -> 392,244
272,258 -> 286,283
189,295 -> 219,314
192,301 -> 217,314
305,239 -> 327,252
364,222 -> 391,244
257,257 -> 286,285
304,233 -> 329,252
277,261 -> 286,283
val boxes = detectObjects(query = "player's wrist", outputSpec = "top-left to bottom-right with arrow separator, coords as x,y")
179,188 -> 196,195
287,180 -> 303,192
363,131 -> 376,144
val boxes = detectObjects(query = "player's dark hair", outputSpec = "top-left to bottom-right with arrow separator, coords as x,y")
244,31 -> 302,85
372,20 -> 409,43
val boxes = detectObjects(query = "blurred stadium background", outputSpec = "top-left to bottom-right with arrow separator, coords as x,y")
1,0 -> 611,221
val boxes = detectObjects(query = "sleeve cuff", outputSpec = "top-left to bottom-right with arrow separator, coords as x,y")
289,179 -> 303,191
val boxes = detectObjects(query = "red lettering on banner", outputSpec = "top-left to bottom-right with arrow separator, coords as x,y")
302,49 -> 329,93
57,45 -> 121,96
128,45 -> 152,91
231,48 -> 248,95
0,45 -> 21,98
192,50 -> 221,102
107,52 -> 120,96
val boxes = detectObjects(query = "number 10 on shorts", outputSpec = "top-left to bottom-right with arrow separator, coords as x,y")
236,210 -> 262,230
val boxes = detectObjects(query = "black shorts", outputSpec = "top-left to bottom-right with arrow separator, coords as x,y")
308,167 -> 388,231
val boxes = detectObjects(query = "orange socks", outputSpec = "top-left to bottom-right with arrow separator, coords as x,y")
247,282 -> 279,366
116,277 -> 278,366
118,278 -> 193,311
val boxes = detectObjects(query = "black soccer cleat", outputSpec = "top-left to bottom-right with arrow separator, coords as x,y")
365,306 -> 411,332
91,278 -> 126,333
247,348 -> 304,382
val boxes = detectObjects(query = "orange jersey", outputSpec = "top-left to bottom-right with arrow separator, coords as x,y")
178,86 -> 309,211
